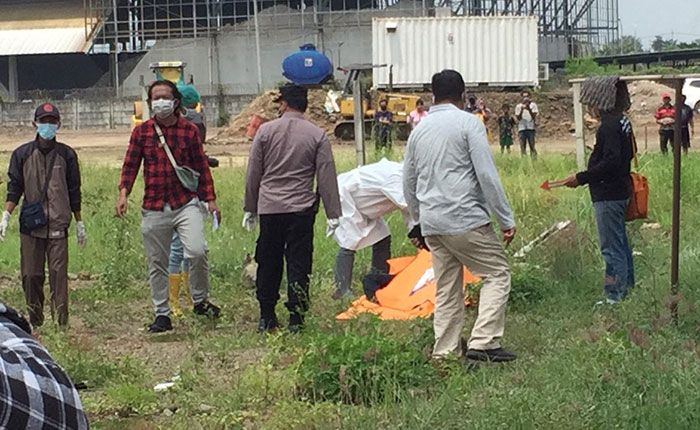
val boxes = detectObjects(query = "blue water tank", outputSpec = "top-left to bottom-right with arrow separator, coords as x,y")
282,44 -> 333,85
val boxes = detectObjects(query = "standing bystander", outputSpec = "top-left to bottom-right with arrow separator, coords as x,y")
1,103 -> 85,328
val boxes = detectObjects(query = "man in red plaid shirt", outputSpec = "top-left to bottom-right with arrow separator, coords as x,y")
116,80 -> 222,333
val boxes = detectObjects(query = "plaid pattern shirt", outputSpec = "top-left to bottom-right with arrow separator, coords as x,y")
0,304 -> 89,429
119,117 -> 216,210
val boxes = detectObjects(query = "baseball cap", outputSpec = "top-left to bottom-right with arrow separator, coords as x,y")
34,103 -> 60,121
273,83 -> 308,103
661,93 -> 672,100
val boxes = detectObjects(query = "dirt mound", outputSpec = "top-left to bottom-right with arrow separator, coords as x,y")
210,89 -> 337,145
213,83 -> 669,146
627,80 -> 676,129
454,91 -> 575,139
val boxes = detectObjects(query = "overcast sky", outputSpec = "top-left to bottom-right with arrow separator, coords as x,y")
619,0 -> 700,48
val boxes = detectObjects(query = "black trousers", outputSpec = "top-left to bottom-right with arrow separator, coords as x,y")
255,211 -> 315,320
660,129 -> 674,154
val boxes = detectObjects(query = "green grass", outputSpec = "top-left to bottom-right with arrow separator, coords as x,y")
1,147 -> 700,429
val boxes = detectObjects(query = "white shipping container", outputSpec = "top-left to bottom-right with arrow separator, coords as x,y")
372,16 -> 539,88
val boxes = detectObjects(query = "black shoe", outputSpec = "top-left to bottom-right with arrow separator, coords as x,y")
258,317 -> 280,334
193,301 -> 221,319
288,313 -> 304,334
466,348 -> 517,363
148,315 -> 173,333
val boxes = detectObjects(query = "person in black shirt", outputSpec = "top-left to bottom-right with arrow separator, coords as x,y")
563,77 -> 635,305
374,99 -> 393,149
497,103 -> 516,154
680,95 -> 694,155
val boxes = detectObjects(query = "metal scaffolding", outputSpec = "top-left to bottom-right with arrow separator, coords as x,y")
441,0 -> 619,55
86,0 -> 422,52
86,0 -> 617,55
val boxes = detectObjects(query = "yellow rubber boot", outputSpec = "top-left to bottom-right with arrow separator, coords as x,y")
181,272 -> 192,307
169,274 -> 183,317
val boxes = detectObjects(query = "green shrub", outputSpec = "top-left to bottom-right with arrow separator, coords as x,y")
510,262 -> 548,308
296,324 -> 438,405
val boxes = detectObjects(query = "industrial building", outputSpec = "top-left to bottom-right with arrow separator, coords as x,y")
0,0 -> 620,103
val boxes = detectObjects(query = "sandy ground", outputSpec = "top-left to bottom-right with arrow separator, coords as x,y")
0,128 -> 253,168
0,126 -> 694,166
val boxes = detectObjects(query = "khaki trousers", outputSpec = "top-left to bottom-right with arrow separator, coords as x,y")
141,199 -> 209,317
426,224 -> 511,357
20,234 -> 69,327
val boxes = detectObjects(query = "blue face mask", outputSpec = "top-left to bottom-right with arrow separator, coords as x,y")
36,123 -> 58,140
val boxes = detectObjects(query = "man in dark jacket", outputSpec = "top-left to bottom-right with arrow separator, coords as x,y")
1,103 -> 85,327
564,77 -> 634,304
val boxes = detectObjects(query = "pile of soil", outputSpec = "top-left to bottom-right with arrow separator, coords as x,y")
581,80 -> 676,133
442,91 -> 576,139
627,80 -> 677,129
210,89 -> 337,145
212,81 -> 675,146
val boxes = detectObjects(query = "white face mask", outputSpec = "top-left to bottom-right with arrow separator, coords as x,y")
152,99 -> 176,118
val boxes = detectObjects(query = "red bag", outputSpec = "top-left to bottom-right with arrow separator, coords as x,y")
626,132 -> 648,221
626,172 -> 648,221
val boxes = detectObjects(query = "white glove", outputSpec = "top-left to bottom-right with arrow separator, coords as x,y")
76,221 -> 87,248
0,211 -> 11,242
242,212 -> 258,232
326,218 -> 340,238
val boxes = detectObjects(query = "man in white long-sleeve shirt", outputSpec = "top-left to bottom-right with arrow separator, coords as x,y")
331,158 -> 415,299
403,69 -> 517,363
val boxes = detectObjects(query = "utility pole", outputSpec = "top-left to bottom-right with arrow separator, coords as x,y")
252,0 -> 264,93
113,0 -> 120,98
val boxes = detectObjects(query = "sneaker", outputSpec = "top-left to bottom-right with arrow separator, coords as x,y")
148,315 -> 173,333
257,317 -> 280,334
466,348 -> 517,363
193,301 -> 221,319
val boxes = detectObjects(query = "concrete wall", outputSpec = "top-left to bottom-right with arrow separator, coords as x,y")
0,95 -> 255,130
120,27 -> 371,97
122,32 -> 569,98
121,6 -> 423,97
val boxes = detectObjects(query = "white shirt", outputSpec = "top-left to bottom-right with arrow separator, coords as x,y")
333,158 -> 414,251
515,102 -> 539,131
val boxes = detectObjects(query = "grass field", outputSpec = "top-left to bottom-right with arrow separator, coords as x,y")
1,147 -> 700,429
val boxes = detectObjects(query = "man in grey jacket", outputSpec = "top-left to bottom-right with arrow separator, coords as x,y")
243,83 -> 342,333
404,70 -> 517,362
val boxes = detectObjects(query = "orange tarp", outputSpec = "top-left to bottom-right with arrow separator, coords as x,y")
336,250 -> 480,321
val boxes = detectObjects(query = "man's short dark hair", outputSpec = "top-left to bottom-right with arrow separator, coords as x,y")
286,97 -> 308,112
148,80 -> 182,104
277,83 -> 308,112
431,70 -> 465,103
521,90 -> 531,97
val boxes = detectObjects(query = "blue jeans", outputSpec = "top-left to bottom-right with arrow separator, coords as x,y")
168,233 -> 190,274
593,199 -> 635,302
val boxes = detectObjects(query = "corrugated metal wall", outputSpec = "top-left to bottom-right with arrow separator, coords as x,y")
372,16 -> 539,88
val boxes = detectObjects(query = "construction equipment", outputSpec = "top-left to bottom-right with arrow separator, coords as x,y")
131,61 -> 200,128
333,65 -> 422,142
